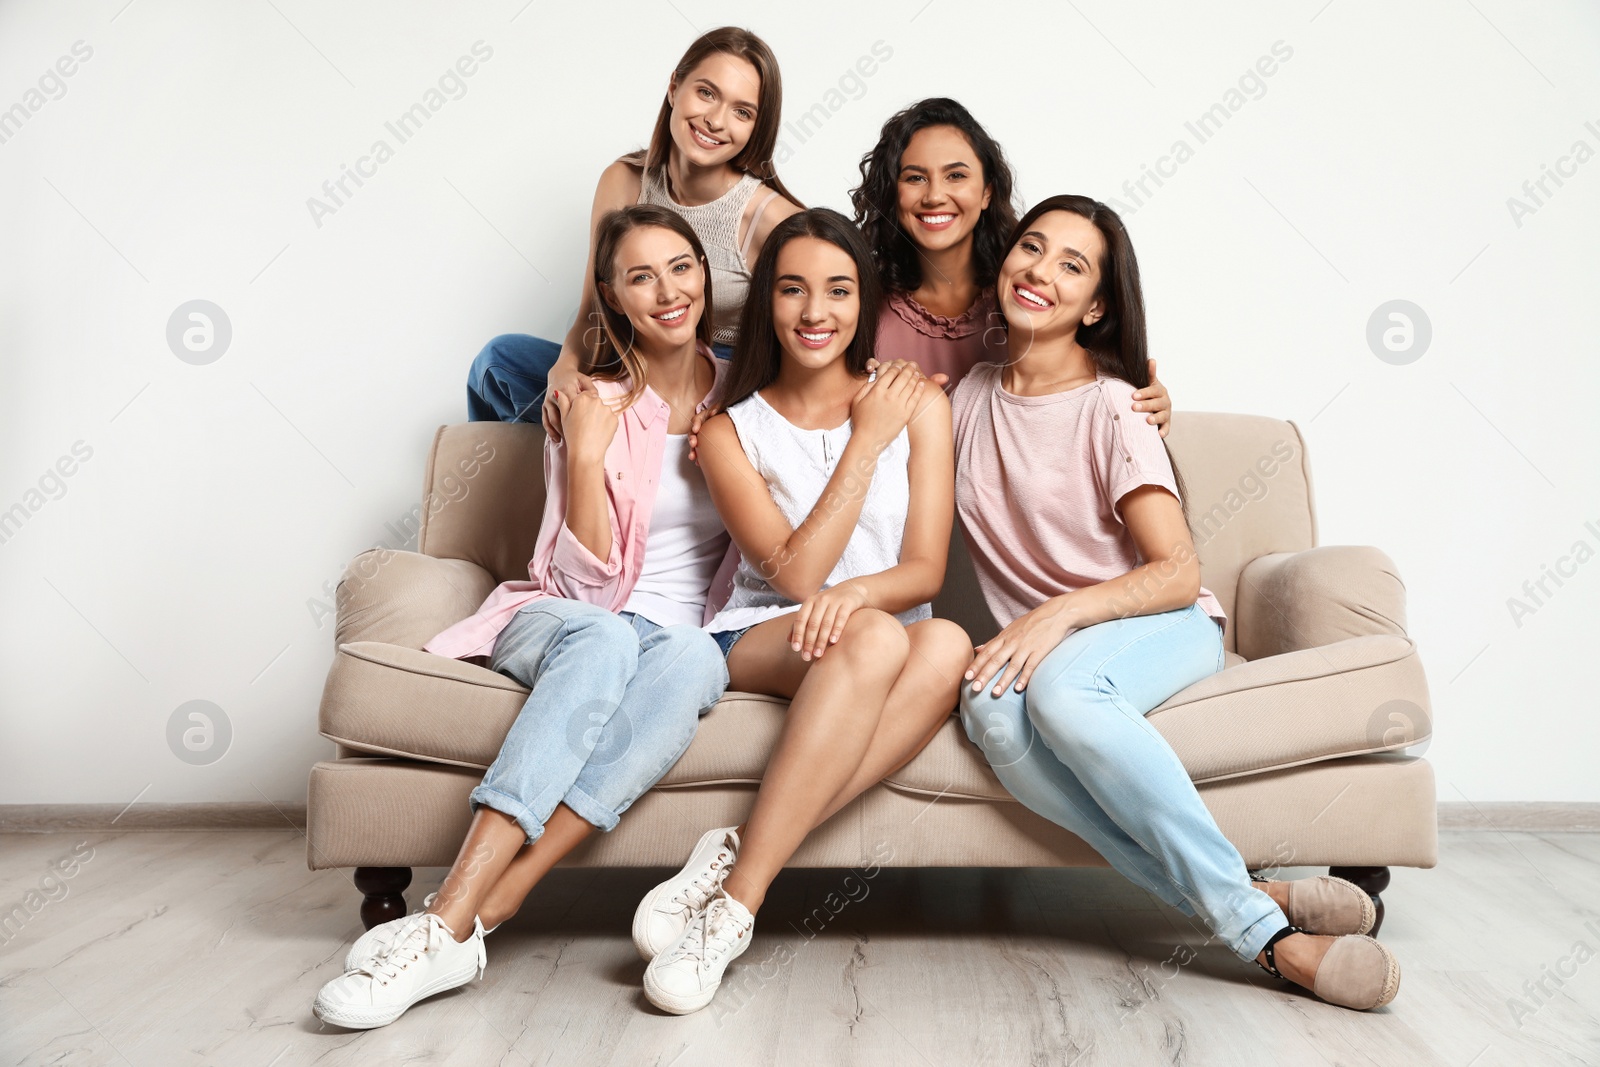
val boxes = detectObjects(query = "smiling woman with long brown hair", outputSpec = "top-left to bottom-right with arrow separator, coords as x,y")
312,205 -> 742,1029
954,194 -> 1403,1013
465,26 -> 803,429
631,208 -> 972,1015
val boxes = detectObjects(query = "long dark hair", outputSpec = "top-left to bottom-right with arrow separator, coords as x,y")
625,27 -> 803,209
586,204 -> 716,409
999,194 -> 1187,514
849,97 -> 1018,294
717,208 -> 881,411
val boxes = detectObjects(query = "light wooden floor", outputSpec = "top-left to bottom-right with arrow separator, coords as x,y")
1,830 -> 1597,1067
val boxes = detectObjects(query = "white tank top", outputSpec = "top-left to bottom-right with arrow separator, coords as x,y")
705,390 -> 932,633
623,434 -> 730,628
636,168 -> 780,348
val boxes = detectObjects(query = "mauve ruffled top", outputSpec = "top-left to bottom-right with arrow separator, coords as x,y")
874,287 -> 1005,386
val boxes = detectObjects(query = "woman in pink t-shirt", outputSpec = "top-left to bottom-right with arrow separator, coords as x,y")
952,195 -> 1402,1012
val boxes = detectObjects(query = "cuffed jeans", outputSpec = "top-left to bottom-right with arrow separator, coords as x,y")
467,333 -> 735,423
471,598 -> 729,845
959,603 -> 1286,961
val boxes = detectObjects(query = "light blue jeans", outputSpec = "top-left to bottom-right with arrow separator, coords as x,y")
960,603 -> 1287,961
472,598 -> 729,844
467,333 -> 735,423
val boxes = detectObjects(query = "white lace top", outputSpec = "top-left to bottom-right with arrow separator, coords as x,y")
637,168 -> 781,348
704,390 -> 932,633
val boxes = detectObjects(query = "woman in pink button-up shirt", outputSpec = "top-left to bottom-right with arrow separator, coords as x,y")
313,205 -> 745,1030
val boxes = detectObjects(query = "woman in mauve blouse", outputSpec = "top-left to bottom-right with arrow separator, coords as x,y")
854,96 -> 1175,421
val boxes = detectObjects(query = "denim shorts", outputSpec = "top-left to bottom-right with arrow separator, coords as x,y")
710,625 -> 751,658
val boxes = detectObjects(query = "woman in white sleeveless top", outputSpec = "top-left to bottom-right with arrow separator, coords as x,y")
631,208 -> 974,1015
465,26 -> 802,426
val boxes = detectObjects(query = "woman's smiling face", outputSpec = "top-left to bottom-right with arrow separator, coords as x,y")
997,209 -> 1105,340
896,124 -> 992,256
668,53 -> 762,168
771,236 -> 861,372
600,224 -> 706,354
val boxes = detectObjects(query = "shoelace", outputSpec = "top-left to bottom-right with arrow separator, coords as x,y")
676,898 -> 744,966
360,915 -> 443,985
365,896 -> 437,964
669,846 -> 732,918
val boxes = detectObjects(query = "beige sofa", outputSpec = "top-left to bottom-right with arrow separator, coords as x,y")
307,412 -> 1436,932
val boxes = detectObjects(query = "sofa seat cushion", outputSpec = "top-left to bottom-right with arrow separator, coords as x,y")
872,634 -> 1430,799
320,641 -> 795,782
321,633 -> 1429,796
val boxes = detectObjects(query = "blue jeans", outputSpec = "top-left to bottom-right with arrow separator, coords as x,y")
710,625 -> 751,658
959,604 -> 1286,961
472,598 -> 729,844
467,333 -> 735,423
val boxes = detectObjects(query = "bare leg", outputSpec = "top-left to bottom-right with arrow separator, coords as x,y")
476,804 -> 595,929
811,618 -> 971,825
427,803 -> 593,940
725,619 -> 969,837
719,610 -> 909,915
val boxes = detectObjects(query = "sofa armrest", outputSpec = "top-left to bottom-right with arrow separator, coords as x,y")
334,549 -> 498,650
1234,546 -> 1407,660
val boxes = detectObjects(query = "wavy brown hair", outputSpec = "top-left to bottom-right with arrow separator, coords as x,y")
850,98 -> 1018,294
626,27 -> 803,209
586,204 -> 716,409
717,208 -> 881,411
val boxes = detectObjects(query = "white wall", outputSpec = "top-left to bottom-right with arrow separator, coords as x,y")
2,0 -> 1596,808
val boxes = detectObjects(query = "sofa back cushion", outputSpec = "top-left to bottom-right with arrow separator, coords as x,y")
418,423 -> 547,587
419,411 -> 1317,653
1162,412 -> 1317,650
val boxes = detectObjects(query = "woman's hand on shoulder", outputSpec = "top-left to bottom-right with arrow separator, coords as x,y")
866,356 -> 950,389
542,366 -> 597,440
687,405 -> 722,465
554,387 -> 617,465
1131,358 -> 1172,439
850,362 -> 928,448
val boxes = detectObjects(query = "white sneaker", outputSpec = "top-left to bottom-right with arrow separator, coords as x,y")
642,889 -> 754,1015
632,826 -> 740,961
313,912 -> 486,1029
345,893 -> 501,972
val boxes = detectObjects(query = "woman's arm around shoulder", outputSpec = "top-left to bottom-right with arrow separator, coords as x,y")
783,386 -> 954,661
541,159 -> 646,438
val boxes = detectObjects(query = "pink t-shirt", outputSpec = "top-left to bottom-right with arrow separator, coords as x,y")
950,361 -> 1226,632
875,287 -> 1003,386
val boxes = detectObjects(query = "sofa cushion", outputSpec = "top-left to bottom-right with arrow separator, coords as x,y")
322,633 -> 1430,798
305,752 -> 1438,871
320,641 -> 795,780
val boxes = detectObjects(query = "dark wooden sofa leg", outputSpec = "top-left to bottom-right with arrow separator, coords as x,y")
354,867 -> 412,930
1329,866 -> 1390,936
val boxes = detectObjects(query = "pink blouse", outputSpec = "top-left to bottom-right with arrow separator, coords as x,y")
874,287 -> 1003,386
423,348 -> 739,661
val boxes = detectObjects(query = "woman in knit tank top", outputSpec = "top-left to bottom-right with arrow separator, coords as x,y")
632,209 -> 974,1015
464,27 -> 802,426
